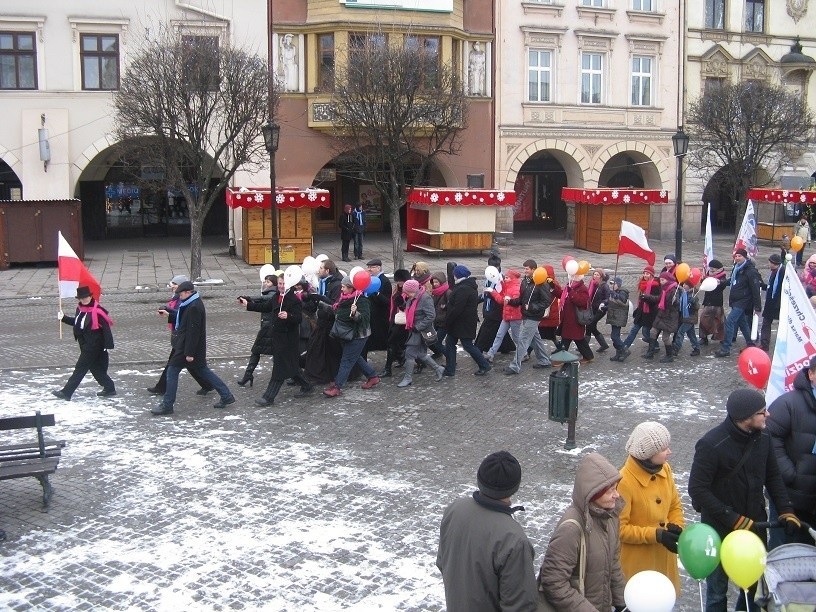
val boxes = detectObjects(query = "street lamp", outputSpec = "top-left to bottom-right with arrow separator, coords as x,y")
261,120 -> 281,269
672,126 -> 690,262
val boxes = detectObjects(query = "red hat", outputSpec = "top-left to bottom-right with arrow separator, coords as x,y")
643,266 -> 655,275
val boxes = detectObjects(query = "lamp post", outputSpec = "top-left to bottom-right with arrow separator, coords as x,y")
672,126 -> 690,262
264,0 -> 280,269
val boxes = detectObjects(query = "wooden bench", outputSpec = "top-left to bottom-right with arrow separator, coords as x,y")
0,411 -> 65,505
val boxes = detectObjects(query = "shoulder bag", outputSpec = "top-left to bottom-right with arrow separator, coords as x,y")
393,310 -> 407,326
330,318 -> 355,341
420,327 -> 438,345
575,305 -> 595,326
537,518 -> 586,612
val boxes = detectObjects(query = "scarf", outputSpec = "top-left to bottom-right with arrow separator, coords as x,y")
769,269 -> 781,298
635,457 -> 663,475
432,282 -> 449,297
77,301 -> 113,330
333,290 -> 360,310
483,279 -> 496,311
658,281 -> 678,310
404,287 -> 426,330
680,289 -> 690,318
638,278 -> 657,314
355,209 -> 364,226
174,292 -> 200,329
731,260 -> 747,286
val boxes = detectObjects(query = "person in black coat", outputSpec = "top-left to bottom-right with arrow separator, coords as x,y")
303,259 -> 344,384
444,265 -> 491,376
688,388 -> 800,611
759,253 -> 785,353
151,281 -> 235,415
378,268 -> 410,377
338,205 -> 355,262
240,275 -> 311,406
767,365 -> 816,545
237,274 -> 279,387
52,286 -> 116,400
715,249 -> 763,357
363,258 -> 391,355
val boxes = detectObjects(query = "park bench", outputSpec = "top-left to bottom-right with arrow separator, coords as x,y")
0,411 -> 65,505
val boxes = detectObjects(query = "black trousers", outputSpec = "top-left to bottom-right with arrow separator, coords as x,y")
341,238 -> 351,259
62,348 -> 115,397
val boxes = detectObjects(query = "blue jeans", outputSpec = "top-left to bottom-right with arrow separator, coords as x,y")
706,562 -> 758,611
721,306 -> 753,353
353,233 -> 363,258
623,323 -> 651,347
445,334 -> 489,374
610,326 -> 623,350
163,363 -> 232,407
509,319 -> 551,373
488,320 -> 521,358
673,322 -> 700,351
336,336 -> 376,387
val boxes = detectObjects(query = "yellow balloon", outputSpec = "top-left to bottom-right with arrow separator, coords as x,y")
532,267 -> 548,285
791,236 -> 805,252
675,262 -> 691,283
577,260 -> 591,275
720,530 -> 766,589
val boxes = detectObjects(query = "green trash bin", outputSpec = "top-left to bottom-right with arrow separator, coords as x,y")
548,362 -> 578,424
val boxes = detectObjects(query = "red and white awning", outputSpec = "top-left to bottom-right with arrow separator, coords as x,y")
407,188 -> 516,206
561,188 -> 668,205
746,189 -> 816,205
226,187 -> 331,209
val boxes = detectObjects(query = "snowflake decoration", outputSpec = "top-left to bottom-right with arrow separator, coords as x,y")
307,191 -> 317,201
660,190 -> 667,199
275,194 -> 285,204
454,192 -> 463,202
430,193 -> 439,203
497,192 -> 505,202
783,191 -> 790,198
611,190 -> 619,199
623,194 -> 631,203
801,194 -> 807,203
253,193 -> 264,203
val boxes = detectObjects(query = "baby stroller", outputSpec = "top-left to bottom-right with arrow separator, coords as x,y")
754,522 -> 816,611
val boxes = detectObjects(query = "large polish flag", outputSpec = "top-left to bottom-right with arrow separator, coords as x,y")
57,231 -> 101,301
617,221 -> 656,265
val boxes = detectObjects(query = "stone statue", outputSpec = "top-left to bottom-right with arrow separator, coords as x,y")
468,42 -> 486,96
279,33 -> 298,92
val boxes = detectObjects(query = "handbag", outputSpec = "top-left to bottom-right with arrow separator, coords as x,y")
575,306 -> 594,326
393,311 -> 407,325
329,318 -> 355,341
420,327 -> 438,345
537,518 -> 586,611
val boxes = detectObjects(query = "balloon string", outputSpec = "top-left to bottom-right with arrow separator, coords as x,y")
699,580 -> 704,612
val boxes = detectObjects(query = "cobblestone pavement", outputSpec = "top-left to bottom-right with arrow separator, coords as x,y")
0,288 -> 755,610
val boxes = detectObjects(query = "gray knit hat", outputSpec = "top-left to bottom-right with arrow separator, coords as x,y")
727,388 -> 766,422
625,422 -> 671,460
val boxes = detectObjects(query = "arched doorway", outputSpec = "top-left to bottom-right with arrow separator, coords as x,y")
513,151 -> 569,230
599,151 -> 661,189
0,159 -> 22,200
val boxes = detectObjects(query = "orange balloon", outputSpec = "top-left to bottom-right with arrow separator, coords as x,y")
791,236 -> 805,252
577,260 -> 591,275
532,267 -> 548,285
675,262 -> 691,283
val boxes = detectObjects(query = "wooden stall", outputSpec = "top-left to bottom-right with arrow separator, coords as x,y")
405,188 -> 516,254
226,188 -> 330,265
746,188 -> 815,242
0,199 -> 83,270
562,188 -> 668,254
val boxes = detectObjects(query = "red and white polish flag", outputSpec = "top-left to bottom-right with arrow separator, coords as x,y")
57,231 -> 101,301
617,221 -> 656,266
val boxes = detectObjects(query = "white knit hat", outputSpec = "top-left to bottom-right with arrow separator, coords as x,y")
625,422 -> 671,460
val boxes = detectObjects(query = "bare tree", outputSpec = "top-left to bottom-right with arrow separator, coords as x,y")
112,27 -> 273,280
330,30 -> 468,269
687,81 -> 814,217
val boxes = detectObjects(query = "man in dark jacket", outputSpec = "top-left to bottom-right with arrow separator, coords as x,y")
444,265 -> 491,376
338,205 -> 354,262
364,258 -> 391,355
715,248 -> 763,357
52,286 -> 116,400
505,259 -> 553,375
436,451 -> 538,612
767,364 -> 816,545
688,388 -> 800,610
303,260 -> 344,384
759,253 -> 785,353
152,281 -> 235,415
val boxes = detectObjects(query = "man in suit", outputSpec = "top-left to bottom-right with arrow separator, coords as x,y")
759,253 -> 784,353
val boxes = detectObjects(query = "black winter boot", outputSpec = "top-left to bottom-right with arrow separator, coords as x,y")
609,348 -> 623,362
378,349 -> 394,377
659,345 -> 675,363
643,339 -> 658,359
255,380 -> 283,406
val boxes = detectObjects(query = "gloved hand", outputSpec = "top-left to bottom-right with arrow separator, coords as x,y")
57,310 -> 64,320
657,527 -> 679,554
666,522 -> 683,536
779,512 -> 802,536
733,515 -> 755,530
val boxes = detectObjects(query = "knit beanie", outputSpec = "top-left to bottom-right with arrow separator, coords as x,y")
453,265 -> 471,279
643,266 -> 655,276
613,277 -> 623,286
477,451 -> 522,499
431,272 -> 447,285
402,279 -> 420,293
659,271 -> 675,282
726,388 -> 766,422
625,422 -> 671,460
734,248 -> 749,258
340,276 -> 352,287
708,259 -> 723,270
664,254 -> 677,264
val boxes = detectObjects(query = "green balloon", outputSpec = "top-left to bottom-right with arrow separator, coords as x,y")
678,522 -> 722,580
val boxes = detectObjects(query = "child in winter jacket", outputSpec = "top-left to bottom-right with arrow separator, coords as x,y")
607,277 -> 630,362
672,280 -> 701,356
485,269 -> 523,361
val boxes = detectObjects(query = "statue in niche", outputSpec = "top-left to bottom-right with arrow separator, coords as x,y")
279,33 -> 298,92
468,42 -> 486,96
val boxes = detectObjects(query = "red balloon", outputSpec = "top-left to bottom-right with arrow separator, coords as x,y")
562,255 -> 576,272
688,267 -> 702,286
738,347 -> 772,389
352,270 -> 371,291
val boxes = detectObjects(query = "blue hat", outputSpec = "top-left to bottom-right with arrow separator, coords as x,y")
613,277 -> 623,286
453,265 -> 471,279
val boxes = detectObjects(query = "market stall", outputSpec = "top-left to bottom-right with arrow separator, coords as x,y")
562,188 -> 668,254
745,188 -> 815,242
405,187 -> 516,254
226,187 -> 331,265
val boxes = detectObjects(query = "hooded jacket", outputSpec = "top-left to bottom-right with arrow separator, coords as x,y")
605,286 -> 630,328
800,254 -> 816,297
538,453 -> 626,612
490,271 -> 523,321
447,276 -> 481,339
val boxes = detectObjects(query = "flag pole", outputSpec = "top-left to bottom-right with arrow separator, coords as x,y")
58,296 -> 63,339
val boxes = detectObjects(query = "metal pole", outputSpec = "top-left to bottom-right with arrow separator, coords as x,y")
675,152 -> 683,262
267,0 -> 280,269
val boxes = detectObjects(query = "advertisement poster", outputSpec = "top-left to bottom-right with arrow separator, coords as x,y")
513,174 -> 534,222
359,185 -> 383,231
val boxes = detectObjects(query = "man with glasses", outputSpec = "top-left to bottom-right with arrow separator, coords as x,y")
689,388 -> 800,611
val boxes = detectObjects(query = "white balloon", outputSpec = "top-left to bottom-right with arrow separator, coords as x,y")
315,254 -> 329,262
565,260 -> 579,275
786,252 -> 794,262
306,273 -> 319,290
348,266 -> 365,280
283,265 -> 303,291
302,256 -> 319,275
698,276 -> 718,292
624,570 -> 676,612
484,266 -> 502,284
259,263 -> 277,282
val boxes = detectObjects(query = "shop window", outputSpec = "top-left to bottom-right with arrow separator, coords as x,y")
81,34 -> 119,90
0,31 -> 37,90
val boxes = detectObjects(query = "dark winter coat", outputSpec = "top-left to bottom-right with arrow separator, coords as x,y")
333,292 -> 371,340
688,416 -> 793,540
247,287 -> 278,355
510,276 -> 553,321
437,492 -> 537,612
339,212 -> 355,240
247,291 -> 303,380
762,265 -> 785,320
366,273 -> 391,351
446,277 -> 481,339
62,300 -> 114,352
728,259 -> 763,312
432,286 -> 451,328
632,280 -> 661,327
767,368 -> 816,513
605,287 -> 630,328
702,271 -> 728,307
590,279 -> 611,317
652,284 -> 681,334
168,293 -> 208,367
556,280 -> 590,341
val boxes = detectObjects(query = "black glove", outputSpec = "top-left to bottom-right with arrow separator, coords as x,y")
657,527 -> 679,554
666,522 -> 683,536
779,513 -> 802,537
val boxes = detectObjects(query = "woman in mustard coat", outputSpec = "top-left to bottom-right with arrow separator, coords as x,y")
618,421 -> 685,596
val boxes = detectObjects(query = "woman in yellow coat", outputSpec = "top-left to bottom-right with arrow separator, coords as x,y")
618,421 -> 685,596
